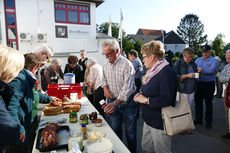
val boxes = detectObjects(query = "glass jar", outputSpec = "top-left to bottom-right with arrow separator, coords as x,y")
80,114 -> 88,125
95,119 -> 102,127
69,112 -> 77,123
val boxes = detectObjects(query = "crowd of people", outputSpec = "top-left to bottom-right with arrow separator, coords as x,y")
0,39 -> 230,153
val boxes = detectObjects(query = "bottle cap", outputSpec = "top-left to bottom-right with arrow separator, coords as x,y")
70,111 -> 76,115
99,100 -> 105,105
81,124 -> 86,127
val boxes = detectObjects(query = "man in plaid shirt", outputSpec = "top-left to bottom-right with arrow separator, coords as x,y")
102,39 -> 138,153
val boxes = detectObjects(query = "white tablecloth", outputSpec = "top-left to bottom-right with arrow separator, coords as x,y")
32,97 -> 130,153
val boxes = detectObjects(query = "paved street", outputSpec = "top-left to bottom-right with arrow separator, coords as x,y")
136,96 -> 230,153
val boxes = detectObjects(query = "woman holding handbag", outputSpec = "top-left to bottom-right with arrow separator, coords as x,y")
134,41 -> 177,153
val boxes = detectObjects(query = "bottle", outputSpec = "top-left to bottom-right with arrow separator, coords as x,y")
81,124 -> 88,140
69,112 -> 77,123
99,100 -> 111,115
99,100 -> 107,109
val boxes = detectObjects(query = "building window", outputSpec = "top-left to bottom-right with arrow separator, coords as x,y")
175,45 -> 178,51
54,2 -> 90,25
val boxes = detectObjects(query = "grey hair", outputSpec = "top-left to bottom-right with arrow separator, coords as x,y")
34,43 -> 54,56
182,47 -> 194,55
102,39 -> 120,53
80,49 -> 86,53
226,49 -> 230,54
86,58 -> 97,67
51,58 -> 62,67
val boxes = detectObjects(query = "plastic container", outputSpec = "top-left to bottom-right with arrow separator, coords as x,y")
64,73 -> 75,84
87,138 -> 113,153
68,136 -> 83,151
47,83 -> 82,100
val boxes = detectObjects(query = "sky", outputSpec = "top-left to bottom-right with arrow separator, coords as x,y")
96,0 -> 230,43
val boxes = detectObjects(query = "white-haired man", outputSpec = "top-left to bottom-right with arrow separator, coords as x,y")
33,43 -> 54,64
102,39 -> 138,153
85,58 -> 105,117
219,50 -> 230,138
33,44 -> 54,92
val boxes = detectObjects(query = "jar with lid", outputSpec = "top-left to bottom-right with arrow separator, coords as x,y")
95,119 -> 102,127
80,114 -> 88,125
69,112 -> 78,123
81,124 -> 88,140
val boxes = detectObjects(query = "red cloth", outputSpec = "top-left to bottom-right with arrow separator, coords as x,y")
225,79 -> 230,107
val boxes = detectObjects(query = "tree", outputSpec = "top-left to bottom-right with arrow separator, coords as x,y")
177,14 -> 207,52
122,37 -> 134,56
134,40 -> 142,57
97,22 -> 125,39
211,33 -> 224,59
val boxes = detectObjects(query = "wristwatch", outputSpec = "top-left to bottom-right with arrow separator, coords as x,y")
113,101 -> 119,106
145,98 -> 148,104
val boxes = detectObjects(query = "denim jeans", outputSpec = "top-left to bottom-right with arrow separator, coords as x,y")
108,93 -> 138,153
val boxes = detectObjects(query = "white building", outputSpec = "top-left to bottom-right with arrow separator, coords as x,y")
0,0 -> 110,68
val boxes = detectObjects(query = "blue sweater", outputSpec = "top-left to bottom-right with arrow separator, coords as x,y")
141,65 -> 177,130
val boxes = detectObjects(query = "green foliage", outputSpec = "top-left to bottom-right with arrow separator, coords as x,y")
123,37 -> 134,56
134,40 -> 142,57
175,52 -> 182,58
211,33 -> 224,58
177,14 -> 208,52
211,50 -> 216,57
97,22 -> 125,39
134,40 -> 142,52
165,50 -> 175,61
196,48 -> 202,57
171,56 -> 180,65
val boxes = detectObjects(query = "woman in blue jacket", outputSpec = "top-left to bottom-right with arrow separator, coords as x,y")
0,45 -> 25,153
134,41 -> 177,153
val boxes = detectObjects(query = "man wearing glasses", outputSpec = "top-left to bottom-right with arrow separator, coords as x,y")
33,44 -> 54,93
102,39 -> 138,153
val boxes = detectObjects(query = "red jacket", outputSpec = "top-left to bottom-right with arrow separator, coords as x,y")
225,79 -> 230,107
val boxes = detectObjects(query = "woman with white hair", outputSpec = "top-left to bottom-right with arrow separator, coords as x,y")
85,58 -> 105,116
0,45 -> 24,153
41,58 -> 64,91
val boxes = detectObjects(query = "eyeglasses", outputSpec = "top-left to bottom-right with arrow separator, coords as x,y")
142,56 -> 148,60
102,51 -> 115,57
184,55 -> 193,59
